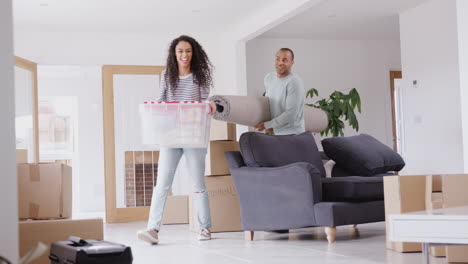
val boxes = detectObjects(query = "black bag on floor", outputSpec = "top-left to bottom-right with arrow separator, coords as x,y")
49,236 -> 133,264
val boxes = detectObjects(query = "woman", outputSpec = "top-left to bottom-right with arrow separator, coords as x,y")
138,35 -> 215,244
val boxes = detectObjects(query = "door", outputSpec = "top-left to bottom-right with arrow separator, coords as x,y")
102,65 -> 165,223
14,56 -> 39,162
389,71 -> 402,152
393,79 -> 407,158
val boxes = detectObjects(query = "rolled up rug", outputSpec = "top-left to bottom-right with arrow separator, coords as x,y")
209,95 -> 271,127
303,105 -> 328,132
209,95 -> 328,133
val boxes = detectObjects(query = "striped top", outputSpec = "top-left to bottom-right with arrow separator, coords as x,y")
157,70 -> 209,102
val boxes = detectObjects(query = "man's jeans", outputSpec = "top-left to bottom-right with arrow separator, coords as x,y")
147,147 -> 212,230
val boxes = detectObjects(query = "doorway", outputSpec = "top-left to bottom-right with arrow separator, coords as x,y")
102,65 -> 166,223
389,71 -> 402,152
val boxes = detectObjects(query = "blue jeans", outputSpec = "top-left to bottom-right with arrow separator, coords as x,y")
147,147 -> 212,230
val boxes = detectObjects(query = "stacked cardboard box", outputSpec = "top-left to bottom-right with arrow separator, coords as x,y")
441,174 -> 468,263
17,163 -> 104,264
384,174 -> 468,262
16,149 -> 28,163
425,175 -> 445,257
189,120 -> 242,232
189,176 -> 242,232
18,163 -> 72,220
384,175 -> 426,252
19,218 -> 103,264
205,140 -> 240,175
209,119 -> 236,141
162,195 -> 189,224
206,120 -> 239,175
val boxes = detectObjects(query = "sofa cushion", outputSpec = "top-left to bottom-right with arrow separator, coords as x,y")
321,134 -> 405,176
239,132 -> 325,177
322,176 -> 384,202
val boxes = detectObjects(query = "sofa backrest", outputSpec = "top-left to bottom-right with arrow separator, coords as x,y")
239,132 -> 326,177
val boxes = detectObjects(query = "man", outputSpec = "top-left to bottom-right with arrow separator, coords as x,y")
255,48 -> 305,135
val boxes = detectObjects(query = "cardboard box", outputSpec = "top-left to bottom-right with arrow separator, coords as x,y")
205,141 -> 240,176
210,119 -> 236,141
384,175 -> 426,252
16,149 -> 28,163
18,163 -> 72,219
19,218 -> 103,264
162,195 -> 189,224
425,176 -> 445,257
425,175 -> 444,211
441,174 -> 468,263
189,175 -> 241,232
385,174 -> 468,258
432,174 -> 442,192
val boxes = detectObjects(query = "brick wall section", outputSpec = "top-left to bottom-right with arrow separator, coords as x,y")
125,164 -> 136,207
125,151 -> 159,207
135,164 -> 145,207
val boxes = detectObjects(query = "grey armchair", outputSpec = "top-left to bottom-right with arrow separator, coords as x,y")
225,132 -> 405,243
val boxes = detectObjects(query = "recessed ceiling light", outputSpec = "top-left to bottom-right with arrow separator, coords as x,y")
40,3 -> 49,7
328,14 -> 337,18
192,9 -> 201,13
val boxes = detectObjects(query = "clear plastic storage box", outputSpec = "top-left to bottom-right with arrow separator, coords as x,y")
139,101 -> 211,148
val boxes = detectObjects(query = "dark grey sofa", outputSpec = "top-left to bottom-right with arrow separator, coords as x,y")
225,132 -> 405,243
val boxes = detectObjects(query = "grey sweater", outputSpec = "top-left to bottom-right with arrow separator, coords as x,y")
264,72 -> 305,135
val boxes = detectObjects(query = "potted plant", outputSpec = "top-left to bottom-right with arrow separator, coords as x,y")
306,88 -> 361,137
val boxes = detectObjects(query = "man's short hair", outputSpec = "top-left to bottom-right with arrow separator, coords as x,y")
278,48 -> 294,61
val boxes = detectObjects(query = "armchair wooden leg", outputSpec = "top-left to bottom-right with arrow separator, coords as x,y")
270,229 -> 289,233
325,227 -> 336,243
349,224 -> 360,239
244,231 -> 254,241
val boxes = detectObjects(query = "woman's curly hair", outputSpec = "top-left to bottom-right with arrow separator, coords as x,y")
165,35 -> 213,92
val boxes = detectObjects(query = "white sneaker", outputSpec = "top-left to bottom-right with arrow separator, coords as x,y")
198,228 -> 211,241
137,229 -> 159,245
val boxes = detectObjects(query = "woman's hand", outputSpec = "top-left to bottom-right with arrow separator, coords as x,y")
208,101 -> 216,115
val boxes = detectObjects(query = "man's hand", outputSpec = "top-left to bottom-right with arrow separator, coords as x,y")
265,128 -> 273,134
255,122 -> 266,132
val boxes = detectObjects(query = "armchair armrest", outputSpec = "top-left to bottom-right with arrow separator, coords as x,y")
225,151 -> 245,169
230,162 -> 322,231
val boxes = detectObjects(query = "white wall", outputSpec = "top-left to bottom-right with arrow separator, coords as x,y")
13,30 -> 244,97
457,0 -> 468,171
0,0 -> 19,262
13,30 -> 254,96
246,38 -> 401,147
14,31 -> 213,66
399,0 -> 464,174
233,0 -> 323,95
38,66 -> 105,214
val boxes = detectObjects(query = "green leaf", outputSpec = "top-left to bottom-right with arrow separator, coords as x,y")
305,87 -> 361,137
349,88 -> 361,112
306,88 -> 319,98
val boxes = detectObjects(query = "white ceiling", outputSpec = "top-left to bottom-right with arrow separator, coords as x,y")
260,0 -> 430,40
12,0 -> 273,33
13,0 -> 431,39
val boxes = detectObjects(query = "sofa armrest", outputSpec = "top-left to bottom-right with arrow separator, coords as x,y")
230,162 -> 322,231
225,151 -> 245,169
